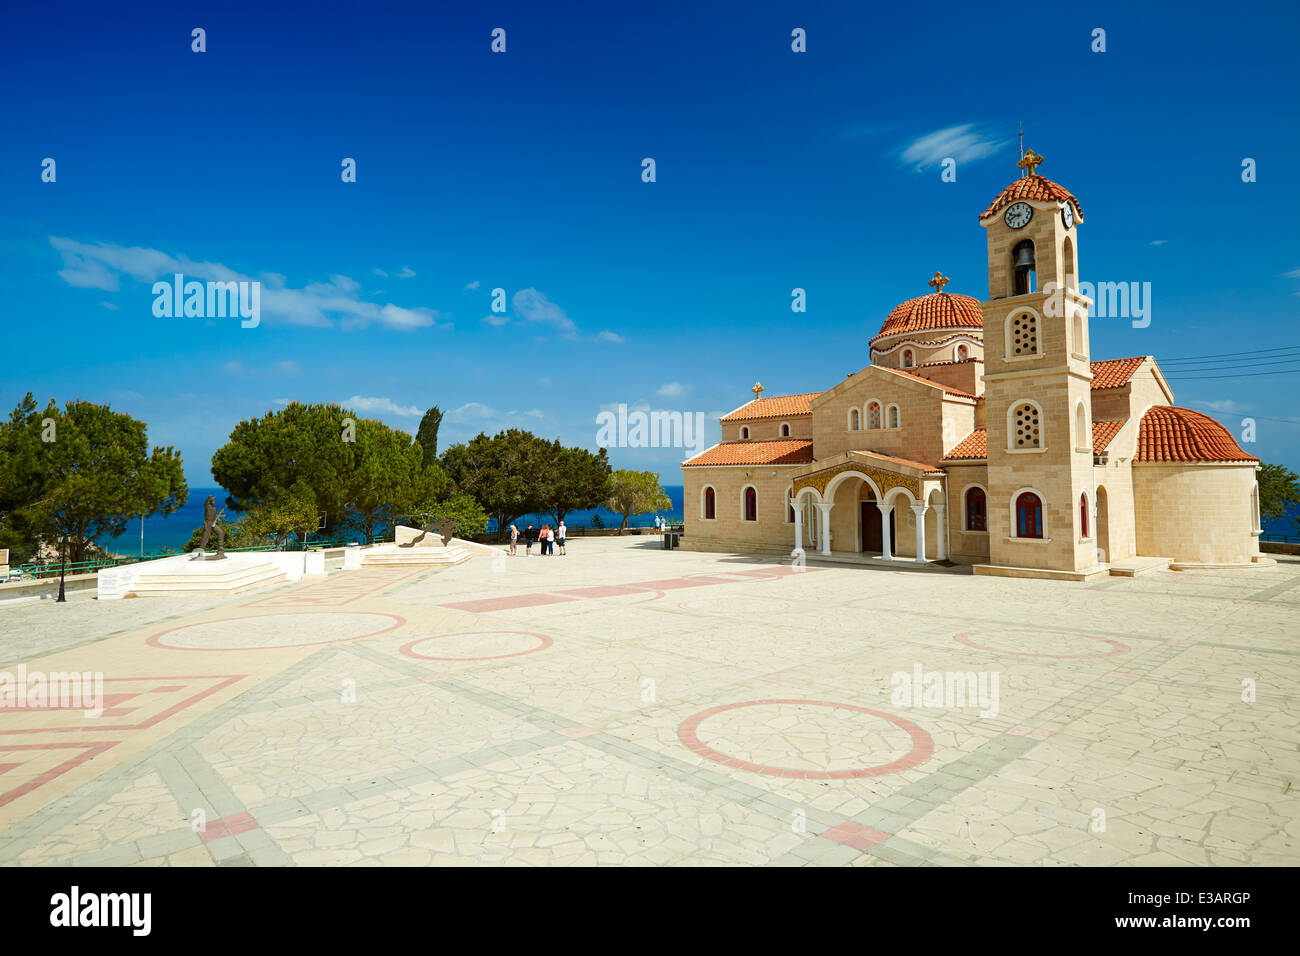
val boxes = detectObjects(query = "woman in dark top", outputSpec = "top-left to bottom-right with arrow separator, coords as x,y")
524,524 -> 537,555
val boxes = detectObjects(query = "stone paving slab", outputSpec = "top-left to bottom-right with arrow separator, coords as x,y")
1,539 -> 1297,866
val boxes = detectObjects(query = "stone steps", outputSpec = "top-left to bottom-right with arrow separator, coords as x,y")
129,562 -> 288,596
361,546 -> 472,568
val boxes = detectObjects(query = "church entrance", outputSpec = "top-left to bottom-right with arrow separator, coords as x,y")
860,501 -> 893,554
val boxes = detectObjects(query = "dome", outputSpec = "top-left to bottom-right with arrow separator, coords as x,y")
870,290 -> 983,346
1137,406 -> 1259,463
980,173 -> 1084,223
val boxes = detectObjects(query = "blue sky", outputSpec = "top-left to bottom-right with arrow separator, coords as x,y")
3,0 -> 1299,485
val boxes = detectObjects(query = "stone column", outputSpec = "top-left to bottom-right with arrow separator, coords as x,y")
791,500 -> 804,555
912,503 -> 929,564
815,503 -> 833,556
934,504 -> 947,562
877,503 -> 893,560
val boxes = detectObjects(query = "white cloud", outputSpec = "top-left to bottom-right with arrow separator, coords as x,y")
223,361 -> 245,375
275,360 -> 301,375
481,313 -> 510,327
342,395 -> 422,417
657,381 -> 690,399
398,266 -> 416,278
372,268 -> 389,277
512,288 -> 577,334
464,280 -> 480,290
444,402 -> 497,423
49,237 -> 448,331
596,330 -> 624,343
1150,240 -> 1168,246
99,300 -> 120,311
898,123 -> 1008,171
1282,267 -> 1300,278
1187,398 -> 1252,415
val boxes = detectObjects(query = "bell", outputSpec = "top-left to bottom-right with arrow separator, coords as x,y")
1013,245 -> 1036,269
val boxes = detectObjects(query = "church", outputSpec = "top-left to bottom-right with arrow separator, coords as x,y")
682,151 -> 1265,581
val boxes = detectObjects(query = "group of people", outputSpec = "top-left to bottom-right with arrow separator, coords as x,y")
507,521 -> 567,556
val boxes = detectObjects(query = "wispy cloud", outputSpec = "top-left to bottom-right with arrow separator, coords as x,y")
1281,267 -> 1300,278
372,268 -> 388,277
99,300 -> 120,311
464,280 -> 480,290
507,288 -> 623,343
657,381 -> 691,399
897,123 -> 1009,172
1150,239 -> 1168,246
50,237 -> 448,331
398,266 -> 416,278
444,401 -> 497,423
342,395 -> 422,417
1186,398 -> 1253,415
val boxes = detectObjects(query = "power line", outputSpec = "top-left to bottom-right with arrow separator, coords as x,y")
1158,350 -> 1300,368
1161,364 -> 1300,380
1163,356 -> 1300,373
1156,343 -> 1300,363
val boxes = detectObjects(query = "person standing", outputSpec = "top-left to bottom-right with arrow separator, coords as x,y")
557,520 -> 567,555
508,523 -> 519,556
542,524 -> 553,556
525,523 -> 536,555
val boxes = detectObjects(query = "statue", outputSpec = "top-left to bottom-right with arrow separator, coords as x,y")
191,495 -> 227,559
399,516 -> 457,548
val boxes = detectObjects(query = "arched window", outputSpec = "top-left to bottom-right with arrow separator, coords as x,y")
902,349 -> 915,368
743,486 -> 757,522
965,487 -> 987,531
1015,492 -> 1044,539
702,486 -> 715,520
888,404 -> 900,428
1011,312 -> 1038,356
1074,402 -> 1089,450
850,408 -> 861,430
1079,491 -> 1090,538
1072,312 -> 1085,357
740,426 -> 750,439
956,343 -> 969,361
786,486 -> 794,523
1063,235 -> 1077,291
867,402 -> 881,429
780,422 -> 790,437
1010,401 -> 1042,449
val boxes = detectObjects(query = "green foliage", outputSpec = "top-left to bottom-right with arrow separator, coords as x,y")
1257,462 -> 1300,531
415,406 -> 444,466
605,470 -> 672,533
538,442 -> 612,526
440,429 -> 552,538
410,491 -> 489,539
0,395 -> 187,563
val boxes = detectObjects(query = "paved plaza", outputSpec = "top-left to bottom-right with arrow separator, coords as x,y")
1,537 -> 1297,867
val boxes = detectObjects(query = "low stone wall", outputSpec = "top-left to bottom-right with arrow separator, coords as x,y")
1261,541 -> 1300,556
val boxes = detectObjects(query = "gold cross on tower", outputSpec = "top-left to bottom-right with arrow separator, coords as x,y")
1017,149 -> 1044,178
928,272 -> 949,294
752,382 -> 764,399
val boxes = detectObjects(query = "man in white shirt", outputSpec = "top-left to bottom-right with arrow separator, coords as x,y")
557,521 -> 567,555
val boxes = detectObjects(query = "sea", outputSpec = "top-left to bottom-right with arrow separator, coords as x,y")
107,485 -> 688,555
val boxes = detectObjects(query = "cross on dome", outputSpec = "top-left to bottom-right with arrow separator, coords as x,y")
1017,149 -> 1044,178
752,382 -> 764,398
928,272 -> 950,294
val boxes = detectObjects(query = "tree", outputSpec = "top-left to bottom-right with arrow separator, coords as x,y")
4,398 -> 187,563
409,491 -> 489,539
415,406 -> 444,466
240,481 -> 321,550
1257,462 -> 1300,533
341,418 -> 444,543
605,470 -> 672,533
537,442 -> 612,526
440,429 -> 551,539
0,393 -> 45,564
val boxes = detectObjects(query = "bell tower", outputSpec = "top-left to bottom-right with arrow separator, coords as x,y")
977,149 -> 1099,575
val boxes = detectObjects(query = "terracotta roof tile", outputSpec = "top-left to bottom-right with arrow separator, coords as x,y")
942,429 -> 987,461
1090,356 -> 1147,390
1137,406 -> 1259,463
916,357 -> 983,368
851,451 -> 944,475
870,291 -> 984,344
942,421 -> 1127,461
683,439 -> 815,467
980,174 -> 1084,223
1090,420 -> 1125,455
720,392 -> 822,422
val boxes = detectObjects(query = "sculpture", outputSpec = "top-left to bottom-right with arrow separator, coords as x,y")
192,495 -> 227,558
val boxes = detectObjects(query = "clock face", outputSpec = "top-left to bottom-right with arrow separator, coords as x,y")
1061,204 -> 1074,230
1004,202 -> 1033,229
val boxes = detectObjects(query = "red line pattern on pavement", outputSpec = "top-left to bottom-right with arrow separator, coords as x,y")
0,676 -> 247,735
0,741 -> 117,808
199,811 -> 260,843
820,821 -> 892,851
677,699 -> 933,780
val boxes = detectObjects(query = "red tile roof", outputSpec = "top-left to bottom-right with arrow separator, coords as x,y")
870,291 -> 984,344
1091,356 -> 1147,390
720,392 -> 822,422
916,357 -> 983,368
942,429 -> 987,461
851,451 -> 944,475
980,174 -> 1084,223
683,439 -> 815,467
1091,419 -> 1125,455
883,366 -> 979,399
1137,406 -> 1259,463
942,421 -> 1130,461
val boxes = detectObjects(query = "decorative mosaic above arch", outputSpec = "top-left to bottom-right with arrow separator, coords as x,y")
793,462 -> 920,499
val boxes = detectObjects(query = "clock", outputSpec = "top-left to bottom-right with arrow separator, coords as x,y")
1061,203 -> 1074,230
1004,202 -> 1033,229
